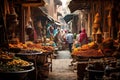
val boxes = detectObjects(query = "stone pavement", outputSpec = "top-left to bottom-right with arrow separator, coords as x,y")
56,50 -> 72,59
46,50 -> 77,80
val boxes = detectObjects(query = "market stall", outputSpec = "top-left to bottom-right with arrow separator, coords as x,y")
72,37 -> 120,80
0,51 -> 35,80
69,10 -> 120,79
8,40 -> 54,79
0,0 -> 55,80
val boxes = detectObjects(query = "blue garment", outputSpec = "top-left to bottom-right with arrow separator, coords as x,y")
46,24 -> 53,38
66,33 -> 74,53
53,29 -> 58,37
66,33 -> 74,43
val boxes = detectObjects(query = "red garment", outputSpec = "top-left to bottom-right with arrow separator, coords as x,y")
34,29 -> 37,41
79,29 -> 88,44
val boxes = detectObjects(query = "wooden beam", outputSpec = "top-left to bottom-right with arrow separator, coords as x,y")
13,0 -> 45,7
22,2 -> 45,7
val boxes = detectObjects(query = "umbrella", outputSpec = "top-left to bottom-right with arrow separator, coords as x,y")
63,14 -> 78,23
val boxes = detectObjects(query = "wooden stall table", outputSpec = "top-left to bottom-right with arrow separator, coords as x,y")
15,50 -> 53,79
40,51 -> 53,72
73,49 -> 105,80
15,52 -> 42,80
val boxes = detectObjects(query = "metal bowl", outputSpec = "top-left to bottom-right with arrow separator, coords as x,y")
0,67 -> 35,80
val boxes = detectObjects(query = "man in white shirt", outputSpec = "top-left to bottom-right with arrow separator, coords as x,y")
66,30 -> 74,53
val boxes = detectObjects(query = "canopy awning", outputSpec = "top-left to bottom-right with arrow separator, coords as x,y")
63,14 -> 78,23
54,21 -> 61,26
68,0 -> 90,13
31,7 -> 55,27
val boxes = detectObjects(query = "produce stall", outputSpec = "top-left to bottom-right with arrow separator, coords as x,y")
72,37 -> 120,80
0,0 -> 55,80
0,51 -> 35,80
8,40 -> 54,80
71,11 -> 120,79
0,38 -> 55,80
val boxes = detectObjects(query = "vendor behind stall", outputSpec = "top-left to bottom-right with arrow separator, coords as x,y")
46,23 -> 54,40
25,21 -> 34,41
79,28 -> 88,46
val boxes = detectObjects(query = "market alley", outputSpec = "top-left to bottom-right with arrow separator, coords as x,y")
47,50 -> 77,80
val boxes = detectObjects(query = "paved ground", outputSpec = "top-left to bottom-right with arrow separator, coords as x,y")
46,50 -> 77,80
56,50 -> 72,59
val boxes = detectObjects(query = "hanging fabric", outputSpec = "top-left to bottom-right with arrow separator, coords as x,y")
26,6 -> 37,41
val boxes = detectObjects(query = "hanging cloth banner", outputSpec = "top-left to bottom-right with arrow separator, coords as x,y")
26,6 -> 37,41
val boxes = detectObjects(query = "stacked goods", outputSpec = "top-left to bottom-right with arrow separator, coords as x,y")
101,38 -> 114,49
100,38 -> 116,56
73,38 -> 119,57
25,41 -> 54,52
9,43 -> 27,53
7,59 -> 31,67
9,41 -> 54,53
9,38 -> 27,53
0,52 -> 14,60
93,13 -> 101,33
25,41 -> 43,52
72,42 -> 98,53
0,52 -> 33,72
92,13 -> 101,41
88,42 -> 98,49
73,49 -> 104,57
9,38 -> 27,49
96,28 -> 102,43
9,43 -> 27,49
72,42 -> 104,57
41,46 -> 54,52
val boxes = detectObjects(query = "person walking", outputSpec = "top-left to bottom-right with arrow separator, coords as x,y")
66,30 -> 74,53
79,28 -> 88,46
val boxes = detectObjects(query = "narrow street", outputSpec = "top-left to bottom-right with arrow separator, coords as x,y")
1,0 -> 120,80
47,50 -> 77,80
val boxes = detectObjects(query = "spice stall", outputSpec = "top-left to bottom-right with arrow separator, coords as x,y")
0,0 -> 55,80
0,51 -> 35,80
8,40 -> 54,80
72,38 -> 120,80
72,11 -> 120,80
73,36 -> 120,79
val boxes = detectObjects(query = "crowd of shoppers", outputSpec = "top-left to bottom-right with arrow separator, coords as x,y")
45,21 -> 88,54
